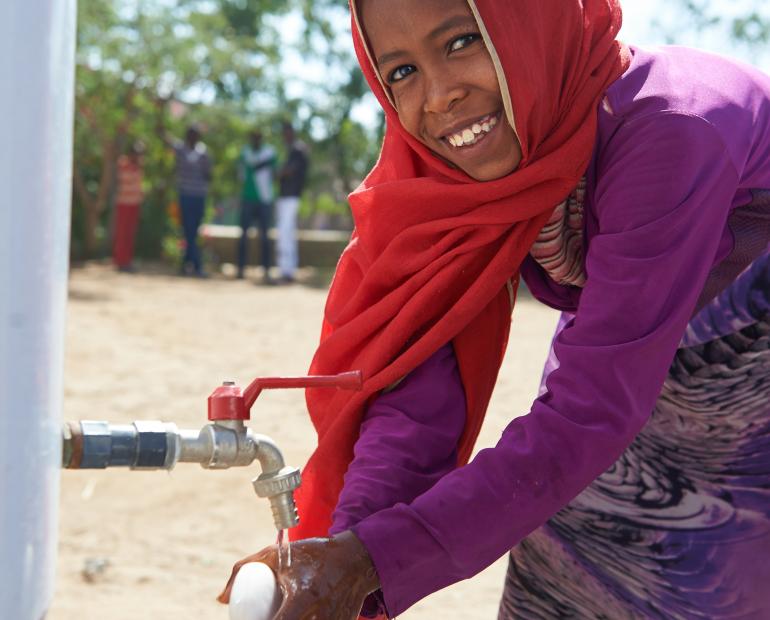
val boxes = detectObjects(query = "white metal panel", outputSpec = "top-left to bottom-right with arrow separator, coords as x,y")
0,0 -> 77,618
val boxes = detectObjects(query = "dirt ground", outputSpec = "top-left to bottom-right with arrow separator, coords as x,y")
49,262 -> 559,620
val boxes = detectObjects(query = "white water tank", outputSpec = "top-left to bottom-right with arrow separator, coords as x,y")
0,1 -> 77,618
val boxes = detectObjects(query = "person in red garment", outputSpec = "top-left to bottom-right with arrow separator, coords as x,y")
219,0 -> 770,618
112,141 -> 145,272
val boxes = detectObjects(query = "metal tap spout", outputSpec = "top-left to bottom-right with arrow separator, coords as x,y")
249,433 -> 301,530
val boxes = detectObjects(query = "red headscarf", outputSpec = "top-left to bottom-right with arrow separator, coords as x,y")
291,0 -> 630,542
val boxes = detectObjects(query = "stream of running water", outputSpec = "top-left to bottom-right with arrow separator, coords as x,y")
276,529 -> 292,572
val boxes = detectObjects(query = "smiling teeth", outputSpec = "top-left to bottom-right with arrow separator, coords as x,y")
447,115 -> 498,148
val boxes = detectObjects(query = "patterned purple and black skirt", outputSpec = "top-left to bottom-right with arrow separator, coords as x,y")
500,250 -> 770,619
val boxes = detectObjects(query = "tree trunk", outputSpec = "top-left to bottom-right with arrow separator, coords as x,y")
73,137 -> 118,257
73,88 -> 136,257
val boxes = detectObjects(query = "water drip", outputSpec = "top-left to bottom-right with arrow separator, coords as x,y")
276,530 -> 283,573
286,535 -> 292,568
276,529 -> 292,572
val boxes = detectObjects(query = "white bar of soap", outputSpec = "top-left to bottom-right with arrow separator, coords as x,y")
228,562 -> 282,620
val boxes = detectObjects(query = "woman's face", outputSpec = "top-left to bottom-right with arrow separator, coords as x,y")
360,0 -> 522,181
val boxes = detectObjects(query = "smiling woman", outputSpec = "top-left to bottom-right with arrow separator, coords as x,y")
356,0 -> 522,181
218,0 -> 770,619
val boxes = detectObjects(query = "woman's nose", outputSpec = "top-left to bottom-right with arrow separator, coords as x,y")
422,74 -> 466,115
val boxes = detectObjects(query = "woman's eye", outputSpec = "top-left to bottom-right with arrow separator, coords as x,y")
449,33 -> 480,52
389,64 -> 416,83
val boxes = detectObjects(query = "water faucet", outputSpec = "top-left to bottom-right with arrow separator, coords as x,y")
61,371 -> 362,531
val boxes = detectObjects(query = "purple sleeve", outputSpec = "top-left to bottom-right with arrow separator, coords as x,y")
329,342 -> 467,536
352,114 -> 740,616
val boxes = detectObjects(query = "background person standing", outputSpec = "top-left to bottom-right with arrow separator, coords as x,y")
162,124 -> 213,277
111,141 -> 145,272
237,130 -> 276,282
276,121 -> 309,284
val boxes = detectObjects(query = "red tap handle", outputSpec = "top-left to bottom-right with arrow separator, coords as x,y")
207,371 -> 363,421
243,371 -> 363,410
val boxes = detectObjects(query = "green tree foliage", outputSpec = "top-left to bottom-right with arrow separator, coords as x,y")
661,1 -> 770,64
72,0 -> 377,260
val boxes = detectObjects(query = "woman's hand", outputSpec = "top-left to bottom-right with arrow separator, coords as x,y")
219,530 -> 381,620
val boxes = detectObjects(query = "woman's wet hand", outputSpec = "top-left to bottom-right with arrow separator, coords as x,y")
220,530 -> 380,620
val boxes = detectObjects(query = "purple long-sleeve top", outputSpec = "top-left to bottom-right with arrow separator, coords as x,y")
329,46 -> 770,617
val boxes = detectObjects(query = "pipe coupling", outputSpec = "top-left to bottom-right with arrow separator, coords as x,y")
252,466 -> 301,498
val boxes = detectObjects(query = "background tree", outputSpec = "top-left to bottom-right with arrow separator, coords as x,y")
72,0 -> 378,260
659,1 -> 770,64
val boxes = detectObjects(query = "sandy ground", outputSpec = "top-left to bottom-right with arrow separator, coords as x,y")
49,262 -> 559,620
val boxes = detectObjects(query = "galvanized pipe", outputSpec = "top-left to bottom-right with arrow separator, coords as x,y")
63,420 -> 301,530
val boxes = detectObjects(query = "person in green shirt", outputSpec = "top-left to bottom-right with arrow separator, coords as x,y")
237,130 -> 276,282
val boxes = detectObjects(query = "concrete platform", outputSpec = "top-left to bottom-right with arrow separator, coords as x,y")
201,224 -> 351,268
